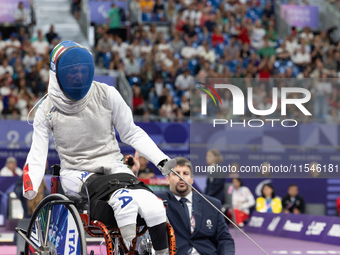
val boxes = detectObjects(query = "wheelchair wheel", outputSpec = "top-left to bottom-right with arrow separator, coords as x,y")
24,194 -> 87,255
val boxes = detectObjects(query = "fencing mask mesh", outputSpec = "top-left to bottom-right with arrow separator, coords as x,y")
51,41 -> 94,101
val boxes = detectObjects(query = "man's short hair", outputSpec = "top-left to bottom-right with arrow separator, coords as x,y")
289,183 -> 298,188
174,157 -> 193,176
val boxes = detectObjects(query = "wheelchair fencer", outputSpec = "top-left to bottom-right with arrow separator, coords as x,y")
16,165 -> 177,255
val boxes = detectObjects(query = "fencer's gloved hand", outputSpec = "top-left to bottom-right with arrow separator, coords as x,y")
157,159 -> 168,171
157,158 -> 177,175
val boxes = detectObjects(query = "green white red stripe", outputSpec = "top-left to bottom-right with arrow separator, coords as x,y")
51,44 -> 66,63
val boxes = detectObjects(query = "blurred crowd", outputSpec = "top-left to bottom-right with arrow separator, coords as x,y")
2,0 -> 340,123
94,0 -> 340,123
0,25 -> 60,120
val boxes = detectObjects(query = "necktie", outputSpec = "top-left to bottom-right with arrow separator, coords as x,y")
180,198 -> 190,229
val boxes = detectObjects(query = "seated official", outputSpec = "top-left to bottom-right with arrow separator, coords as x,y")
282,184 -> 305,214
155,157 -> 235,255
256,183 -> 282,214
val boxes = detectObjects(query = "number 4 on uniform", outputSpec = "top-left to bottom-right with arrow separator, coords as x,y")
118,189 -> 133,208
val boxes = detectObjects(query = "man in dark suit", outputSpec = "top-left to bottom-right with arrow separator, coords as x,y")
155,157 -> 235,255
282,184 -> 306,214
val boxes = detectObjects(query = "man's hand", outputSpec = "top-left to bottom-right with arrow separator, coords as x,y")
124,151 -> 140,176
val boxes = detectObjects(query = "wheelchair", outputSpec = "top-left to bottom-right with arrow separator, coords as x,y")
16,165 -> 176,255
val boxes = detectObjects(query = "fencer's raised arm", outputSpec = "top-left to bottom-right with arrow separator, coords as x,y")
108,86 -> 169,166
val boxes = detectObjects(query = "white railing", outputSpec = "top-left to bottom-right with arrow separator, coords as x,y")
77,0 -> 89,40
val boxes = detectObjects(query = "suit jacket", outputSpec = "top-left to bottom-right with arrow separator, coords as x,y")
205,177 -> 225,204
156,190 -> 235,255
281,194 -> 305,213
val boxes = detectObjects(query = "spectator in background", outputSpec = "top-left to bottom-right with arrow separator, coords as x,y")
275,42 -> 291,61
0,59 -> 14,77
32,33 -> 49,56
282,184 -> 305,214
266,23 -> 277,46
323,49 -> 337,72
14,2 -> 28,30
160,95 -> 177,118
45,25 -> 58,44
205,149 -> 225,204
138,156 -> 155,179
4,33 -> 21,57
71,0 -> 81,19
175,69 -> 194,92
107,3 -> 121,38
170,32 -> 185,54
211,26 -> 224,48
313,73 -> 332,119
141,0 -> 155,13
180,95 -> 190,116
141,39 -> 153,56
112,36 -> 129,60
224,36 -> 240,59
229,178 -> 255,227
300,26 -> 314,45
153,0 -> 165,21
2,96 -> 21,119
256,183 -> 282,213
292,46 -> 311,70
26,65 -> 41,96
96,33 -> 113,65
180,41 -> 196,59
18,26 -> 28,43
22,49 -> 37,70
258,37 -> 275,58
0,32 -> 6,51
183,22 -> 197,44
39,63 -> 49,91
285,34 -> 299,54
124,54 -> 141,77
0,157 -> 23,176
251,20 -> 266,50
132,85 -> 144,115
197,40 -> 216,63
262,2 -> 274,28
237,20 -> 250,45
1,75 -> 13,96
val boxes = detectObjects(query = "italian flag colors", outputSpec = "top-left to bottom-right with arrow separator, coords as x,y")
51,44 -> 66,64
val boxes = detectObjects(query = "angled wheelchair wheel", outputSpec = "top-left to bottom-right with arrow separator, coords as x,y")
24,194 -> 87,255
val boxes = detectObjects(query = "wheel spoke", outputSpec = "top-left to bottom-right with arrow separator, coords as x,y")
35,219 -> 44,247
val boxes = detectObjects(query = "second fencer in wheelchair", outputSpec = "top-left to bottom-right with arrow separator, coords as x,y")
22,40 -> 170,255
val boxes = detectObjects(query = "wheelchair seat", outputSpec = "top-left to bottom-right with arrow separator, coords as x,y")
50,165 -> 177,255
90,199 -> 147,228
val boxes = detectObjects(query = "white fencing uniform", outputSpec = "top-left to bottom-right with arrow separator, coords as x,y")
23,68 -> 169,233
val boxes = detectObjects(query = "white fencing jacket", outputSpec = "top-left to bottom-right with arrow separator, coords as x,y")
23,71 -> 168,199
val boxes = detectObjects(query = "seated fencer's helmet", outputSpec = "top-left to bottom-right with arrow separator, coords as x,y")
50,41 -> 95,100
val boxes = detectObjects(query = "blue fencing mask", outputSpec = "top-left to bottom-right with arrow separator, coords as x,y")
50,41 -> 94,100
